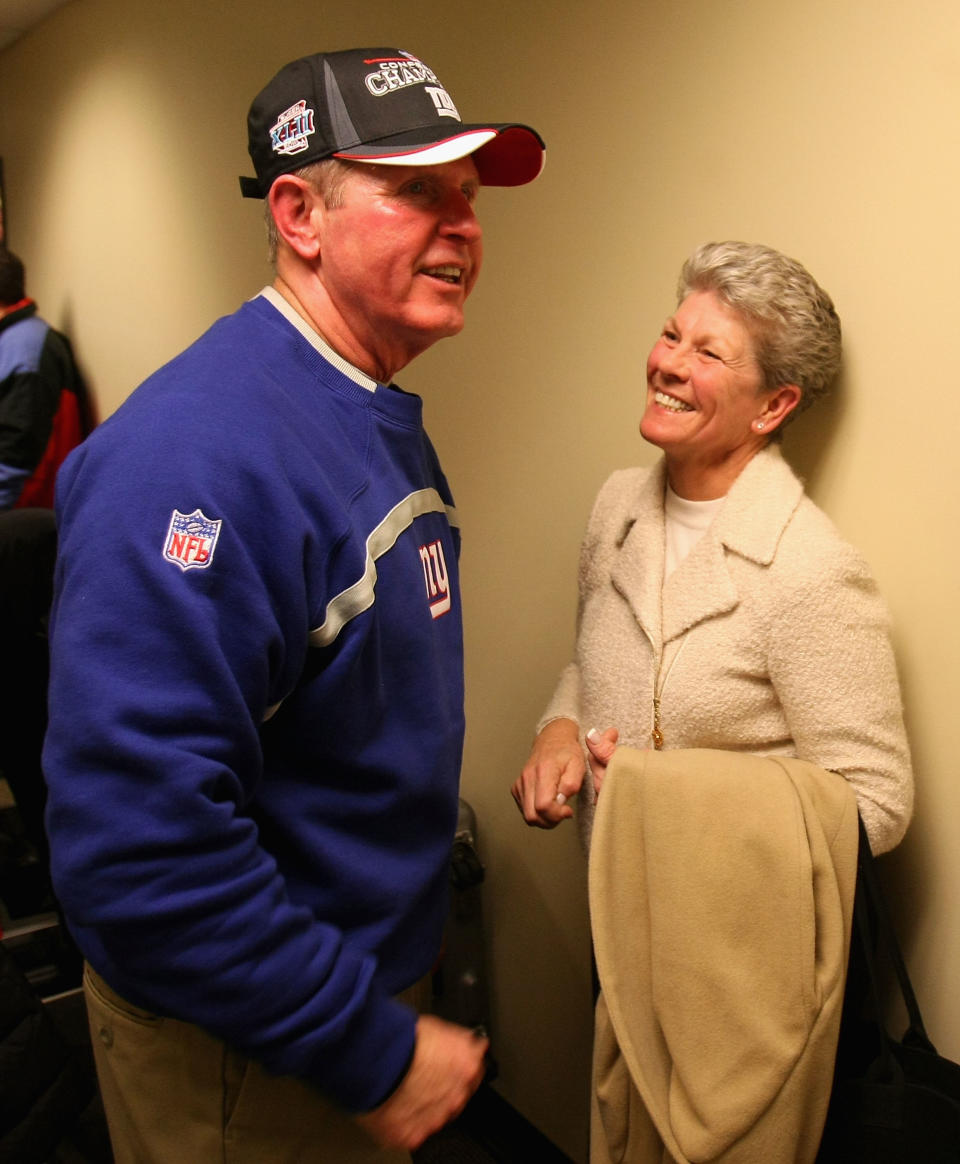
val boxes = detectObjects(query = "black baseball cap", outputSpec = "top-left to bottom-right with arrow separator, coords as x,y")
240,48 -> 545,198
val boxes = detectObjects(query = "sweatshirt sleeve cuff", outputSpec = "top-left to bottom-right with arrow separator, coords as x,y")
313,993 -> 418,1113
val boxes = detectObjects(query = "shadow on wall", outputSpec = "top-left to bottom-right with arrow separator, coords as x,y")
489,829 -> 592,1161
782,369 -> 847,495
783,369 -> 929,1021
56,298 -> 99,428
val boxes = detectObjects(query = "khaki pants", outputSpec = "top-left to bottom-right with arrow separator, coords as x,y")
84,964 -> 422,1164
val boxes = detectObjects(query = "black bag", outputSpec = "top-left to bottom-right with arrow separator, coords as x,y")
817,818 -> 960,1161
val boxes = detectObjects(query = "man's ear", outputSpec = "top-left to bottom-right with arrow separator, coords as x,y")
268,175 -> 323,261
757,383 -> 801,434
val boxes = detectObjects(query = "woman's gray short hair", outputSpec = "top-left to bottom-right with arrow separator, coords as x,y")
678,241 -> 842,422
264,157 -> 355,263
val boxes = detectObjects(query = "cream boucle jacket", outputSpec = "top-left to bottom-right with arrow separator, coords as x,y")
539,445 -> 913,854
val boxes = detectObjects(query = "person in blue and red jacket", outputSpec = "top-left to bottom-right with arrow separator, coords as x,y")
0,249 -> 91,511
42,47 -> 544,1163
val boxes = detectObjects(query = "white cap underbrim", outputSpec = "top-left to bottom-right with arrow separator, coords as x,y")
333,125 -> 545,187
334,129 -> 499,167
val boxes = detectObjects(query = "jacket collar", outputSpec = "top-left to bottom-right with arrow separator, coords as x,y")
610,445 -> 804,644
0,298 -> 37,336
713,443 -> 804,566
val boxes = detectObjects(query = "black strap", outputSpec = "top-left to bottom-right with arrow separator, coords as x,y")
238,175 -> 264,199
854,815 -> 936,1055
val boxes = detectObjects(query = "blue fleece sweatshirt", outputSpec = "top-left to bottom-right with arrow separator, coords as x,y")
43,293 -> 464,1111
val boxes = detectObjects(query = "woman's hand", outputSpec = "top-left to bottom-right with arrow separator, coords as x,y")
512,719 -> 584,828
585,727 -> 619,800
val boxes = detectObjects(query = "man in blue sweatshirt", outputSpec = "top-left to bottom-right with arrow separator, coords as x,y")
42,48 -> 544,1162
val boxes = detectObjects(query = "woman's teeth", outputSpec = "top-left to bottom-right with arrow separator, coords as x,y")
655,390 -> 693,412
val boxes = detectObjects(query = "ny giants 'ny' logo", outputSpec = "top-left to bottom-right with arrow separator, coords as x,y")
419,539 -> 451,619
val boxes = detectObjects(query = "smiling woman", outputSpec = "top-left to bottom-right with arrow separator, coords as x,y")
640,288 -> 794,498
512,239 -> 914,1160
515,238 -> 910,847
638,241 -> 840,500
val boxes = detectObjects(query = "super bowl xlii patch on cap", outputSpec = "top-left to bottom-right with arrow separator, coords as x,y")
239,47 -> 545,197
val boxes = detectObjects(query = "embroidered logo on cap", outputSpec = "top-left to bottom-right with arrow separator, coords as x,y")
363,53 -> 438,96
363,53 -> 461,120
163,508 -> 222,571
270,100 -> 316,156
424,86 -> 460,119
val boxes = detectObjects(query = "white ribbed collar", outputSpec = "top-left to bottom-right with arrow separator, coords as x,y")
258,286 -> 379,393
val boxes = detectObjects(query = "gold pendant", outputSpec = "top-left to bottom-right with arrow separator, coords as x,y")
652,694 -> 663,750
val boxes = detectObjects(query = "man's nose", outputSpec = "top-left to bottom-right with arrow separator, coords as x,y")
441,192 -> 482,242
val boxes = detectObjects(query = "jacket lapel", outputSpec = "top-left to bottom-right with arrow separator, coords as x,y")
610,461 -> 667,645
662,532 -> 740,643
611,447 -> 805,646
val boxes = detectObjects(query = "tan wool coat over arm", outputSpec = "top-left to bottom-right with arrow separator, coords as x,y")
588,747 -> 860,1164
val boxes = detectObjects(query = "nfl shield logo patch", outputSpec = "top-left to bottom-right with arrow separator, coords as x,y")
163,508 -> 222,571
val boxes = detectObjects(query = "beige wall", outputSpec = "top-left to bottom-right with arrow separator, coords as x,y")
3,1 -> 959,1159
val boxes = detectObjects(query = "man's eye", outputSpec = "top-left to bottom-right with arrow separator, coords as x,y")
702,349 -> 720,360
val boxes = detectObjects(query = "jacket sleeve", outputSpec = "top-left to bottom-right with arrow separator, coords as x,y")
42,416 -> 417,1112
765,536 -> 913,854
535,471 -> 637,735
0,368 -> 59,507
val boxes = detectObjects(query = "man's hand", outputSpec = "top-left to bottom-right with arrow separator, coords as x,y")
512,718 -> 585,828
356,1015 -> 488,1151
